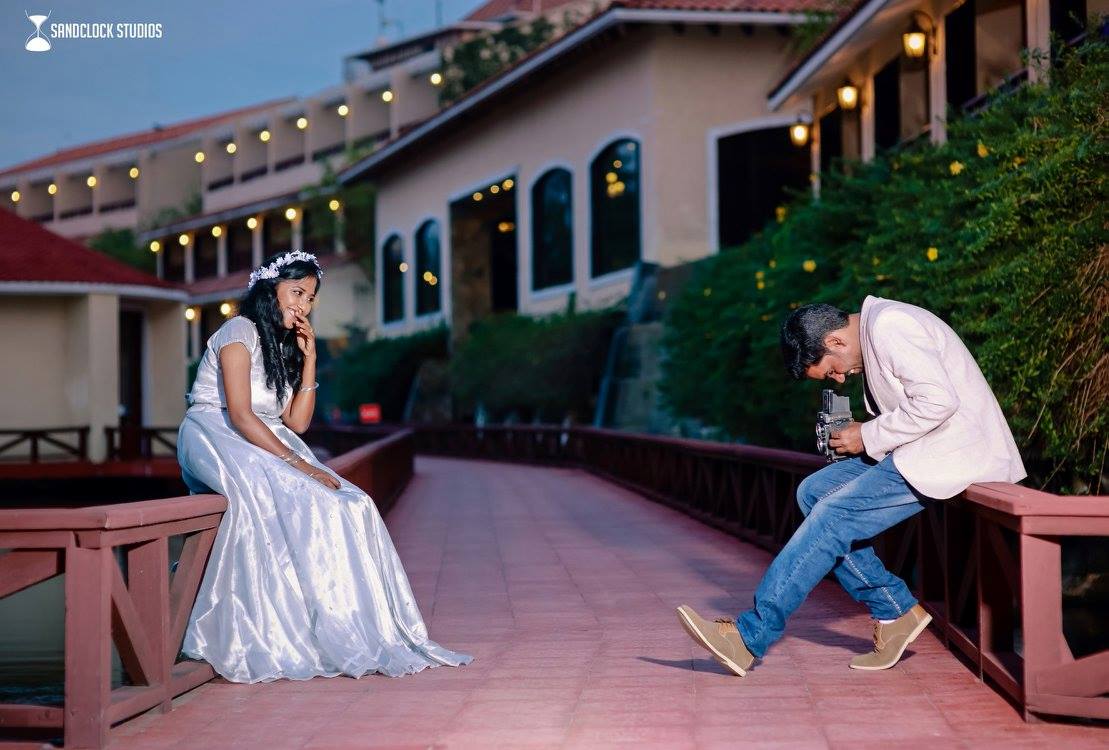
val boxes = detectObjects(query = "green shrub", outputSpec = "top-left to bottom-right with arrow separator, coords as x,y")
661,38 -> 1107,493
451,308 -> 622,422
332,326 -> 449,421
87,227 -> 155,274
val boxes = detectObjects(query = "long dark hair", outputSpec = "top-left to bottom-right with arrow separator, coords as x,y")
239,253 -> 323,406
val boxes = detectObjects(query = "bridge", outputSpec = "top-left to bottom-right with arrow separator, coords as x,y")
1,426 -> 1106,748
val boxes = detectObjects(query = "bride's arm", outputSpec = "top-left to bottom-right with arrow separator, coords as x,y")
220,343 -> 336,487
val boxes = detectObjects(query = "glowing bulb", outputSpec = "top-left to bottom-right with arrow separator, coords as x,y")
490,184 -> 500,194
423,271 -> 433,282
790,121 -> 810,147
10,190 -> 19,203
129,166 -> 140,179
613,159 -> 622,168
86,175 -> 97,188
285,207 -> 298,221
381,89 -> 394,103
149,240 -> 161,253
336,103 -> 349,117
194,151 -> 205,164
399,262 -> 409,272
211,225 -> 222,238
296,116 -> 308,130
220,302 -> 232,316
903,31 -> 927,58
429,72 -> 443,85
47,183 -> 57,195
259,129 -> 271,142
605,172 -> 617,184
836,83 -> 859,110
502,178 -> 514,190
247,217 -> 259,229
328,199 -> 341,211
178,233 -> 190,246
185,307 -> 197,321
225,142 -> 237,154
472,191 -> 483,202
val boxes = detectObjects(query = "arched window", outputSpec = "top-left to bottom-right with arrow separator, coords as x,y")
382,234 -> 405,324
415,220 -> 441,316
590,138 -> 640,278
531,168 -> 573,291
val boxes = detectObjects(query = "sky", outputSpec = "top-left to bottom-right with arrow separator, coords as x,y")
0,0 -> 486,170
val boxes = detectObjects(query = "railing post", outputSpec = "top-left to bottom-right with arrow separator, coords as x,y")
1019,532 -> 1064,722
64,544 -> 112,749
30,431 -> 39,463
128,538 -> 172,712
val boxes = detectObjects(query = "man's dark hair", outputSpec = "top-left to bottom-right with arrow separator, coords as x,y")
780,303 -> 850,379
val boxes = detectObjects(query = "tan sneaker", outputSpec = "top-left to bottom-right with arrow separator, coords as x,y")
676,605 -> 754,676
850,604 -> 933,670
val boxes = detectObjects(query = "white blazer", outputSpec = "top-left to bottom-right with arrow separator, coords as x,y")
857,296 -> 1026,499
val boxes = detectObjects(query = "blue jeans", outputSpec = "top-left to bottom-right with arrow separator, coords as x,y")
736,455 -> 927,658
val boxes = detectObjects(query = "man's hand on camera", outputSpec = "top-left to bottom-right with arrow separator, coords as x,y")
829,422 -> 865,455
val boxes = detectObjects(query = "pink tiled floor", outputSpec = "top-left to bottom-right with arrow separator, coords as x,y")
111,458 -> 1107,749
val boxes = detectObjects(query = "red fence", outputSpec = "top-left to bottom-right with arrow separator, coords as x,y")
412,424 -> 1109,723
0,428 -> 415,749
0,428 -> 89,463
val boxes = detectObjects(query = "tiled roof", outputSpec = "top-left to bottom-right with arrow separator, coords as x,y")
0,98 -> 293,179
615,0 -> 836,10
0,207 -> 177,288
465,0 -> 586,22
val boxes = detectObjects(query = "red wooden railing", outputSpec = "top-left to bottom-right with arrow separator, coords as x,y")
411,423 -> 1109,723
0,428 -> 89,463
0,427 -> 415,749
0,496 -> 226,749
104,426 -> 178,461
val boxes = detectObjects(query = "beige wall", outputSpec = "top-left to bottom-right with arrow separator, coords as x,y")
372,24 -> 804,336
312,260 -> 376,339
0,292 -> 185,462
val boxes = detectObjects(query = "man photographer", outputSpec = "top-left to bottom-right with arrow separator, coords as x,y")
677,296 -> 1025,675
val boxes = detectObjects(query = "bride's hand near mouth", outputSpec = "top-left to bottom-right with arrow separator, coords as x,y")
291,311 -> 315,357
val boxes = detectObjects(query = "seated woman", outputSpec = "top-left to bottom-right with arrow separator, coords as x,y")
177,250 -> 471,683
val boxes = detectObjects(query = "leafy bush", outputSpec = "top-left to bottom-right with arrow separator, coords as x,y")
661,38 -> 1107,493
451,308 -> 621,422
87,227 -> 155,274
332,326 -> 449,421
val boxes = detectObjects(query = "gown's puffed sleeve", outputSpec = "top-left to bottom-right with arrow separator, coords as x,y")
210,316 -> 259,357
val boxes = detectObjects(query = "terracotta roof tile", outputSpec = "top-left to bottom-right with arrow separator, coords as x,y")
0,207 -> 177,288
0,98 -> 293,179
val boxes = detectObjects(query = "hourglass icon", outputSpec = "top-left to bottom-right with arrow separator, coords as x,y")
25,10 -> 52,52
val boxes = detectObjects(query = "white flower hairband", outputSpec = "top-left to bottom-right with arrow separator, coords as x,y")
247,250 -> 324,290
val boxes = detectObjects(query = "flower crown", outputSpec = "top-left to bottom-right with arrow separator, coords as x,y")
247,250 -> 324,290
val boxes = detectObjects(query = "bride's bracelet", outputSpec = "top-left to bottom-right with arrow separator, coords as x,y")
299,381 -> 320,393
279,450 -> 303,464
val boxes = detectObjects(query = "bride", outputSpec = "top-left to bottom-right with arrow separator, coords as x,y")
177,250 -> 471,683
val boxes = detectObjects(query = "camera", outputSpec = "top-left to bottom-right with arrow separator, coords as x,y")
815,389 -> 853,462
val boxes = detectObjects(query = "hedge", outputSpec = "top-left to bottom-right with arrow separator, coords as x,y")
661,37 -> 1107,493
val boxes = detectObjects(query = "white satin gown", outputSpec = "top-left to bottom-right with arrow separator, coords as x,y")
176,315 -> 471,682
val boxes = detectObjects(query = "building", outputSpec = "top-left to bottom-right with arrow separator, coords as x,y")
0,208 -> 187,462
768,0 -> 1105,178
339,0 -> 827,339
